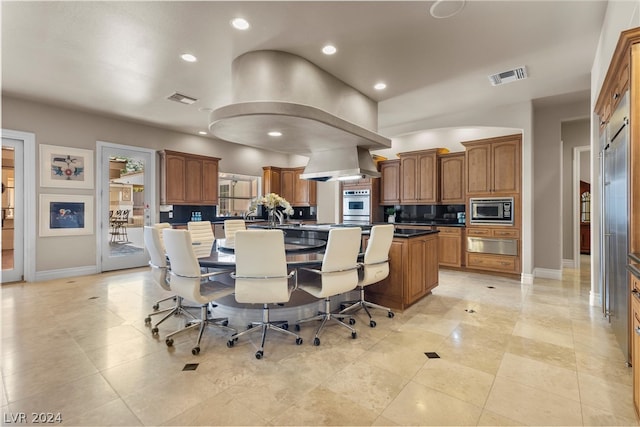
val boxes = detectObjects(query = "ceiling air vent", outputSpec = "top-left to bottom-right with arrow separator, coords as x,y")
167,92 -> 198,105
488,66 -> 528,86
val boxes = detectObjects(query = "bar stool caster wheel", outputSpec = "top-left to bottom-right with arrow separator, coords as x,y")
295,337 -> 303,345
192,347 -> 200,355
369,320 -> 376,328
226,339 -> 235,348
221,320 -> 228,327
152,304 -> 159,311
294,324 -> 301,331
151,327 -> 159,335
348,318 -> 356,325
313,337 -> 321,346
388,311 -> 395,318
255,350 -> 263,359
165,338 -> 174,347
282,323 -> 289,330
144,317 -> 151,325
351,332 -> 357,339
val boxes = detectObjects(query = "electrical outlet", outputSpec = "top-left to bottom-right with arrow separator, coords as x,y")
169,212 -> 173,218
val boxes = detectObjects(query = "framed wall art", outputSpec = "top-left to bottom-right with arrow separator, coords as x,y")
40,144 -> 94,189
39,194 -> 94,237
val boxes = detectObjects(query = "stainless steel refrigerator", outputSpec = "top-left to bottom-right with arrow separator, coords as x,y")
601,92 -> 630,363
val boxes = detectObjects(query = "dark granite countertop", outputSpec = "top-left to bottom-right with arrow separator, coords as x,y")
392,221 -> 465,227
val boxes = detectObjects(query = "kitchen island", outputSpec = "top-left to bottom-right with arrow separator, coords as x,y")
250,223 -> 439,311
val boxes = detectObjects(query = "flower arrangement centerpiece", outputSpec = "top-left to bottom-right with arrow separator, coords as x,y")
258,193 -> 294,227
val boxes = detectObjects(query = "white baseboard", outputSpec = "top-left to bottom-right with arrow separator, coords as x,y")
520,273 -> 534,284
35,265 -> 98,282
533,268 -> 563,280
562,259 -> 576,268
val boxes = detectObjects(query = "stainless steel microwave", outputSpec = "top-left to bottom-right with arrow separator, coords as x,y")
469,197 -> 514,225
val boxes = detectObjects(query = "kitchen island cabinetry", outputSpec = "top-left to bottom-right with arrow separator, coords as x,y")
262,166 -> 316,206
379,160 -> 400,205
364,230 -> 439,311
462,134 -> 521,196
439,152 -> 465,204
160,150 -> 220,205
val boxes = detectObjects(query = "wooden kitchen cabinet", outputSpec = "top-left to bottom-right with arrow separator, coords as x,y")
399,149 -> 439,204
160,150 -> 220,205
632,273 -> 640,418
262,166 -> 316,206
364,232 -> 439,311
293,169 -> 316,206
439,152 -> 465,204
465,225 -> 520,275
462,134 -> 521,196
262,166 -> 281,195
379,160 -> 400,205
437,226 -> 464,268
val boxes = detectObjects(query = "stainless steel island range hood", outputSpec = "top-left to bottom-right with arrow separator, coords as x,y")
300,146 -> 381,181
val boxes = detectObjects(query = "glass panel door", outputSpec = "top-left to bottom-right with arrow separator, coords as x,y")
99,143 -> 155,272
1,139 -> 23,283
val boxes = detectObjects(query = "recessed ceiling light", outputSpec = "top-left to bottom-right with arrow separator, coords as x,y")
374,82 -> 387,90
429,0 -> 466,19
231,18 -> 250,30
180,53 -> 197,63
268,131 -> 283,137
198,131 -> 207,135
322,45 -> 337,55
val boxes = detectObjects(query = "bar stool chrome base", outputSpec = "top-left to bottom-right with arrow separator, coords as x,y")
295,297 -> 357,346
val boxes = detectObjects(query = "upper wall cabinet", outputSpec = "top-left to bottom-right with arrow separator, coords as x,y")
379,160 -> 400,205
399,149 -> 440,204
160,150 -> 220,205
439,152 -> 465,204
462,134 -> 521,196
262,166 -> 316,206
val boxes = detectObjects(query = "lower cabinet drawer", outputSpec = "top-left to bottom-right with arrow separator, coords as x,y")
467,252 -> 517,273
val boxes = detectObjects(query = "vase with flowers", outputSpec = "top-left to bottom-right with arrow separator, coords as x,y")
258,193 -> 294,227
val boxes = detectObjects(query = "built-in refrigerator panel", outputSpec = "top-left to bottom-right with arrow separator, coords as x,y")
602,92 -> 630,363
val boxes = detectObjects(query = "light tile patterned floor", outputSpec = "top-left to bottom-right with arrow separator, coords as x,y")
1,256 -> 638,426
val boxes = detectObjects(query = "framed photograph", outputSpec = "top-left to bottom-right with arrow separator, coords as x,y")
39,194 -> 94,237
40,144 -> 94,189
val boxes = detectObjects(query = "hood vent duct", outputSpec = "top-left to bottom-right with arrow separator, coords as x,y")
300,146 -> 381,181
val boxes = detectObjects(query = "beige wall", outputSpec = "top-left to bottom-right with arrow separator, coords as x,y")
2,95 -> 305,274
561,119 -> 590,261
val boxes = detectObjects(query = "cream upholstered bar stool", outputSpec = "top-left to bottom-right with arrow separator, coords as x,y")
187,221 -> 215,258
295,227 -> 361,346
226,229 -> 303,359
223,219 -> 246,246
162,229 -> 236,355
339,224 -> 395,327
143,226 -> 198,336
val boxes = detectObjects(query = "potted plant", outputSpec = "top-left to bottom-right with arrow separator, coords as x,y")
386,207 -> 396,223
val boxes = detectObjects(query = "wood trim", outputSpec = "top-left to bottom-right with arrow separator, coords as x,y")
631,42 -> 640,254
